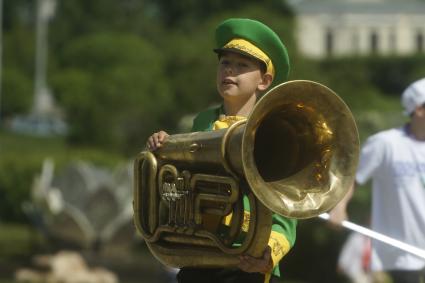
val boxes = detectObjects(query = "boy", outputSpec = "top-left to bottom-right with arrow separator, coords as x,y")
147,18 -> 297,283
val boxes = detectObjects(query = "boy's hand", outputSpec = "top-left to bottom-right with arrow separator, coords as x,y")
238,246 -> 273,274
146,131 -> 169,151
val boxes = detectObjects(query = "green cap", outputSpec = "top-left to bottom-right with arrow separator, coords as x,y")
214,18 -> 290,86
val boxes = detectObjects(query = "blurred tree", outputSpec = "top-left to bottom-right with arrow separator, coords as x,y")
151,0 -> 293,28
1,68 -> 32,117
3,0 -> 34,31
367,55 -> 425,96
50,0 -> 162,49
0,156 -> 43,222
315,56 -> 425,111
1,12 -> 35,119
157,21 -> 218,122
3,28 -> 35,77
51,32 -> 171,154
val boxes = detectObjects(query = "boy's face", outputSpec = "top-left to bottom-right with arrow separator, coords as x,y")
216,51 -> 271,102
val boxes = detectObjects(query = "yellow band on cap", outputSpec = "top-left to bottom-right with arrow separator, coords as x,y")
223,38 -> 275,77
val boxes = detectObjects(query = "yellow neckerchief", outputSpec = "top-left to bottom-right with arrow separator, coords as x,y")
212,114 -> 246,130
212,114 -> 291,283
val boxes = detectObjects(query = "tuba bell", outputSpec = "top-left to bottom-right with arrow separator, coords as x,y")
133,80 -> 359,268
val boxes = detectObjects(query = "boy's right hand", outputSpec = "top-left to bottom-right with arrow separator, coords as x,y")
146,131 -> 169,151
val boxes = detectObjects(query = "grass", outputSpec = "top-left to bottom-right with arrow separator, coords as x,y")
0,129 -> 125,169
0,223 -> 41,282
0,129 -> 67,153
0,224 -> 40,258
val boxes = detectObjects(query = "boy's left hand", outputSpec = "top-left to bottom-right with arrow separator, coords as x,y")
238,246 -> 273,274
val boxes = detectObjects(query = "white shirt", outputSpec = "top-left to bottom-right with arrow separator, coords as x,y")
356,127 -> 425,271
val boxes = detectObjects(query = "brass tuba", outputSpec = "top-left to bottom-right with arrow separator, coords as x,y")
133,80 -> 359,268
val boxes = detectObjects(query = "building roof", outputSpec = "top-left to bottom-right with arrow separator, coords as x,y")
290,0 -> 425,14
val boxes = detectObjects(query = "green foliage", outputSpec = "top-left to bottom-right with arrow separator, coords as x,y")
3,27 -> 35,77
3,0 -> 35,31
0,156 -> 41,222
1,68 -> 33,116
366,55 -> 425,95
50,0 -> 159,42
317,55 -> 425,98
0,224 -> 39,259
153,0 -> 292,28
0,25 -> 35,118
158,22 -> 218,121
51,32 -> 172,153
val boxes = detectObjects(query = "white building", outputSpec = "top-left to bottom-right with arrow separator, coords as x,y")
291,0 -> 425,58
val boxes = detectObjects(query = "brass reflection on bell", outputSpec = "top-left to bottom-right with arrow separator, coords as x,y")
243,80 -> 359,219
133,80 -> 359,268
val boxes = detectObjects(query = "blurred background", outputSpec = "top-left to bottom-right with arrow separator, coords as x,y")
0,0 -> 425,282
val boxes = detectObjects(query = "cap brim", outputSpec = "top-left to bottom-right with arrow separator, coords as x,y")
213,47 -> 261,62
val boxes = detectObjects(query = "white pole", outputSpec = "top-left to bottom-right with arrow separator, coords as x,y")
33,0 -> 48,115
319,213 -> 425,260
33,0 -> 56,116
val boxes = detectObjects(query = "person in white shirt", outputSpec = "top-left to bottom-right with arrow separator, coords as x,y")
330,78 -> 425,283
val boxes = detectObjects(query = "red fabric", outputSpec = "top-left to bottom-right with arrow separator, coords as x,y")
362,237 -> 372,272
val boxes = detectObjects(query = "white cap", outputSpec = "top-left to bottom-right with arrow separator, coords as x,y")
401,78 -> 425,115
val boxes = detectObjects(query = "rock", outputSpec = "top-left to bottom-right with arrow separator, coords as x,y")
15,250 -> 119,283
